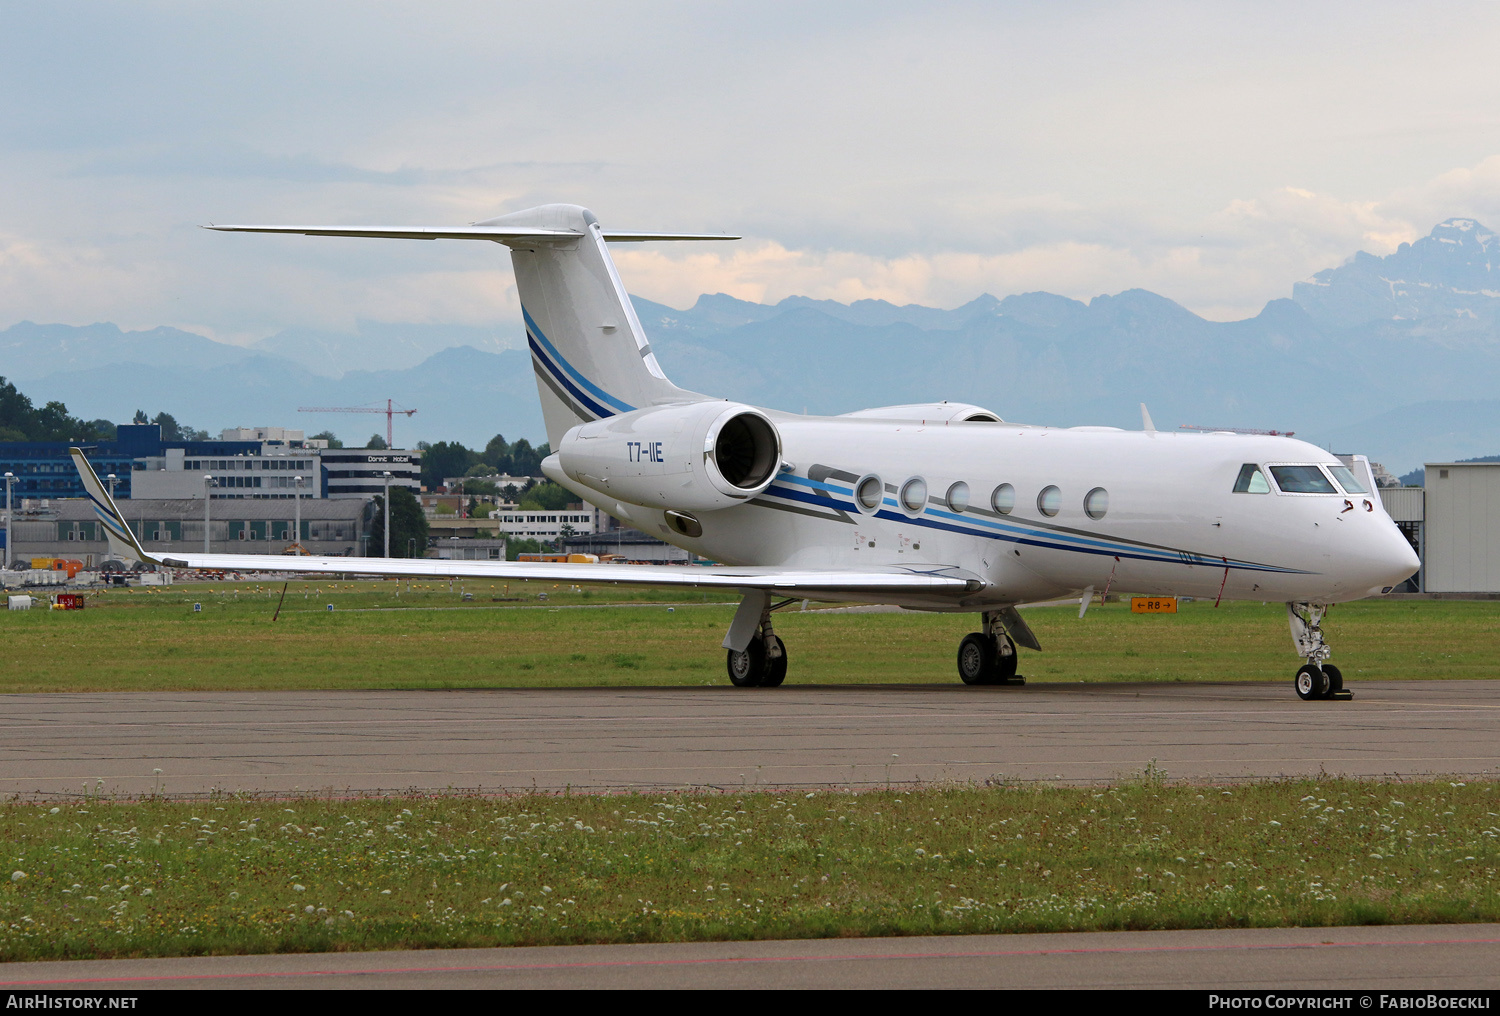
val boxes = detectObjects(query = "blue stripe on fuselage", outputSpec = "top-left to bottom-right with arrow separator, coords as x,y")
760,481 -> 1306,575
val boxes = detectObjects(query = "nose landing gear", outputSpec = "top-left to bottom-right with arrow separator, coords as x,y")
1288,602 -> 1351,701
956,609 -> 1032,686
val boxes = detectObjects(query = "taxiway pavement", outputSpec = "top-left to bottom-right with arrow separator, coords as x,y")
1,680 -> 1496,796
0,924 -> 1496,989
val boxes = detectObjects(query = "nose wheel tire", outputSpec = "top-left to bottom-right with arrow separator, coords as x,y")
1295,664 -> 1330,701
958,633 -> 995,685
1321,663 -> 1343,695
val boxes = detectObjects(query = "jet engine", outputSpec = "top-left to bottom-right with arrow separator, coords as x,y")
557,402 -> 782,512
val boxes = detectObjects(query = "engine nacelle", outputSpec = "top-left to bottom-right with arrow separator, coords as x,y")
557,402 -> 782,512
839,401 -> 1002,423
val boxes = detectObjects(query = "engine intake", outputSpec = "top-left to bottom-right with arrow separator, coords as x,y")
558,402 -> 782,513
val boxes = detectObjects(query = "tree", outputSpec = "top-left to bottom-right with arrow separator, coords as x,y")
311,430 -> 343,449
0,377 -> 113,442
506,537 -> 542,561
483,433 -> 510,472
152,412 -> 183,441
420,440 -> 478,490
369,486 -> 429,558
132,409 -> 149,425
509,438 -> 541,477
518,481 -> 575,511
366,433 -> 388,450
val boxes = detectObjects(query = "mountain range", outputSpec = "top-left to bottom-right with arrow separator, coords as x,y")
5,218 -> 1499,475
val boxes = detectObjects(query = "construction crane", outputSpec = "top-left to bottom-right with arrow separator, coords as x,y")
1179,424 -> 1295,437
298,400 -> 417,448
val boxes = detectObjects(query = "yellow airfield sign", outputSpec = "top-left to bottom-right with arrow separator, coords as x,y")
1131,597 -> 1178,614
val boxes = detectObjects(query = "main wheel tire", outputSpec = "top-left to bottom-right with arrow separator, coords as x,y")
957,633 -> 995,685
728,636 -> 765,687
1322,663 -> 1343,694
761,635 -> 788,687
1295,663 -> 1330,701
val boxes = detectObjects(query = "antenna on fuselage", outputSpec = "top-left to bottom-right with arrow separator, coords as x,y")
1140,403 -> 1157,433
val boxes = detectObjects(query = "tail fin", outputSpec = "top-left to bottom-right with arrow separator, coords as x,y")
207,204 -> 738,448
479,204 -> 709,446
70,448 -> 154,565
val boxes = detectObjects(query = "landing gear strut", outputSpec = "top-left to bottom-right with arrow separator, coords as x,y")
956,610 -> 1029,686
1287,602 -> 1350,701
725,592 -> 790,688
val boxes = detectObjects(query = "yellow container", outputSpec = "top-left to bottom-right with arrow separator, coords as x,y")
30,558 -> 56,570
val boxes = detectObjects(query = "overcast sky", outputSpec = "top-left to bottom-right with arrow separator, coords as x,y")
3,1 -> 1499,345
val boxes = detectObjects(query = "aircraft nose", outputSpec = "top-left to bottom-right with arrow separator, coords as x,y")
1361,521 -> 1420,593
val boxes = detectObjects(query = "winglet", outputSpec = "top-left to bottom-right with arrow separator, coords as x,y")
70,448 -> 155,566
1140,403 -> 1157,433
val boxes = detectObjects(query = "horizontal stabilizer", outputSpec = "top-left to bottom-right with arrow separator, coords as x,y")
204,225 -> 738,244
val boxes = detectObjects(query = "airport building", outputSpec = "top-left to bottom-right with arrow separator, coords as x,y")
486,505 -> 598,541
5,498 -> 374,565
1379,461 -> 1500,594
132,447 -> 325,500
321,448 -> 421,500
0,425 -> 262,501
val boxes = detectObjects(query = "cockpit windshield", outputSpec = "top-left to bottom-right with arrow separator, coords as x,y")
1269,465 -> 1338,494
1328,465 -> 1369,495
1233,463 -> 1271,493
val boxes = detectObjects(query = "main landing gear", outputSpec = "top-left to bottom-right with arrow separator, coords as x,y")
724,591 -> 789,688
956,609 -> 1035,686
1287,602 -> 1351,701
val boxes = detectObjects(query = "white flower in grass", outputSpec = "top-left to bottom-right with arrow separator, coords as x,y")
293,884 -> 306,892
10,872 -> 24,882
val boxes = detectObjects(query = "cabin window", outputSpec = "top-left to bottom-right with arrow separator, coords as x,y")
1269,465 -> 1337,494
1037,485 -> 1061,517
1328,465 -> 1369,495
1084,487 -> 1109,520
856,474 -> 883,513
899,477 -> 928,514
1233,464 -> 1271,494
990,483 -> 1015,515
945,481 -> 970,513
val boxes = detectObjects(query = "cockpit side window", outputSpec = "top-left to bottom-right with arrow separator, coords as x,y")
1233,463 -> 1271,494
1328,465 -> 1369,495
1269,464 -> 1338,494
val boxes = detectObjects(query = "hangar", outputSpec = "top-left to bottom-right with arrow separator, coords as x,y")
1380,461 -> 1500,594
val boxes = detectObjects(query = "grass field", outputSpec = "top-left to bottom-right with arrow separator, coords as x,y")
0,780 -> 1495,962
0,581 -> 1495,693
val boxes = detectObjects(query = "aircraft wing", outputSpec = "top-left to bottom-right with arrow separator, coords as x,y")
149,552 -> 983,595
70,448 -> 981,599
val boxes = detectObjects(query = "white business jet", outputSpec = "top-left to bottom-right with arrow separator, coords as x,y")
72,203 -> 1419,700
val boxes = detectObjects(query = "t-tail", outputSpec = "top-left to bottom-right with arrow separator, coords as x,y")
206,204 -> 736,448
70,447 -> 152,565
